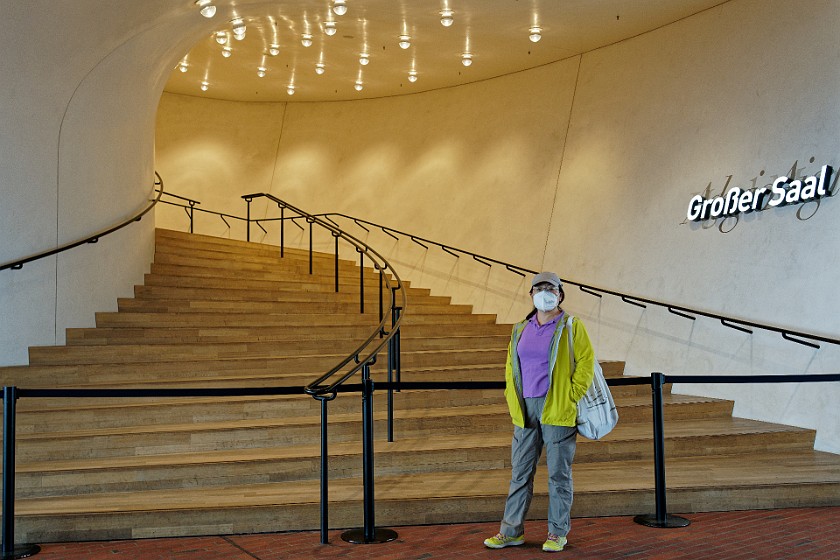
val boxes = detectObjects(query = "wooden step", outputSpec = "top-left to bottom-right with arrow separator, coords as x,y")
13,417 -> 816,498
152,249 -> 365,272
140,272 -> 426,297
32,336 -> 509,366
12,451 -> 840,542
130,284 -> 452,306
94,310 -> 499,328
145,268 -> 402,294
114,298 -> 473,316
66,323 -> 513,346
9,394 -> 731,462
26,345 -> 507,369
12,379 -> 651,434
154,229 -> 348,263
0,359 -> 631,396
149,258 -> 394,283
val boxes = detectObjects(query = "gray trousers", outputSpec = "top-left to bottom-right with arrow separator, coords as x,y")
500,397 -> 577,538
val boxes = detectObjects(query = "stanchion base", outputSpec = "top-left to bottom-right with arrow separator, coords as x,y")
1,544 -> 41,559
633,514 -> 691,528
341,528 -> 399,544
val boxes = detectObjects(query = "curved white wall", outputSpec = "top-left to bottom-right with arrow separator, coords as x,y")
155,0 -> 840,452
0,2 -> 218,365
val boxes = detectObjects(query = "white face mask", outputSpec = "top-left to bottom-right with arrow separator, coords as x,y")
533,290 -> 559,312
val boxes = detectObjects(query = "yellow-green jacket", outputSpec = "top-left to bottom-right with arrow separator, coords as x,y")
504,313 -> 595,428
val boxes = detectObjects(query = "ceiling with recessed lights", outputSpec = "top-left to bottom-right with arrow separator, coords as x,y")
166,0 -> 726,102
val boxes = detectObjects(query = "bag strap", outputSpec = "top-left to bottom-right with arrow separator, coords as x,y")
566,314 -> 575,373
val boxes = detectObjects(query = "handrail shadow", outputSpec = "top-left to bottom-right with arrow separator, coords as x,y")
1,172 -> 164,272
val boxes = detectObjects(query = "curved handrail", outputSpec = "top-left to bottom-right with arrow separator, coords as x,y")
237,193 -> 408,397
297,212 -> 837,350
0,172 -> 164,272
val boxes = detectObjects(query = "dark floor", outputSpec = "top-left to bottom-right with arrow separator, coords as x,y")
30,507 -> 840,560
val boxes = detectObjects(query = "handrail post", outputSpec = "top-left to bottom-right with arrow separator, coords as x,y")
358,249 -> 365,314
188,201 -> 195,234
280,206 -> 285,258
334,233 -> 340,293
244,197 -> 252,242
378,268 -> 384,324
308,218 -> 314,275
634,373 -> 690,528
341,365 -> 398,544
394,307 -> 402,388
2,386 -> 41,560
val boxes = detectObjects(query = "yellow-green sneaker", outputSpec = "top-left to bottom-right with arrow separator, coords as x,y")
483,533 -> 525,549
542,533 -> 567,552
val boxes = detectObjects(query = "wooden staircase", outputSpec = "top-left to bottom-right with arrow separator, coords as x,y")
1,228 -> 839,543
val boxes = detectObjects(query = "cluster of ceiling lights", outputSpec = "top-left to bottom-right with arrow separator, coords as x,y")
188,0 -> 543,95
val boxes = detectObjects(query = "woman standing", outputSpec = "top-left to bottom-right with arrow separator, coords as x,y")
484,272 -> 595,552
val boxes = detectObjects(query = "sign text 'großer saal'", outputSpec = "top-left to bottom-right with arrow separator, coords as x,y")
686,164 -> 833,221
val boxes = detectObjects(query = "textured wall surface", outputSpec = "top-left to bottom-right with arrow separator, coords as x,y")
0,2 -> 216,365
154,0 -> 840,452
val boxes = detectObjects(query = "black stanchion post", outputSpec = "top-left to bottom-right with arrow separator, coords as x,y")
341,364 -> 398,544
634,373 -> 690,528
188,201 -> 195,234
2,387 -> 41,560
316,393 -> 336,545
387,335 -> 394,443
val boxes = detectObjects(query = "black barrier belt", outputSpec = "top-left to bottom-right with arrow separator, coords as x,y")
314,378 -> 652,393
663,373 -> 840,384
16,387 -> 306,399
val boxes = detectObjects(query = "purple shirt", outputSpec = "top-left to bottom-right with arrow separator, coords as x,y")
517,313 -> 563,398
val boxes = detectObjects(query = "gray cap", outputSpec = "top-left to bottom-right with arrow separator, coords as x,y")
531,271 -> 562,288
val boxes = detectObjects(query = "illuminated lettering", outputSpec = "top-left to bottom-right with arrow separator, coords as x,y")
686,164 -> 833,221
817,164 -> 831,196
687,195 -> 703,220
724,188 -> 740,215
752,188 -> 767,210
737,189 -> 753,213
801,176 -> 818,200
769,176 -> 788,207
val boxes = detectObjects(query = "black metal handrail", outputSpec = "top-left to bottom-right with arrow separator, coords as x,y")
239,192 -> 408,545
238,193 -> 407,396
1,172 -> 164,272
152,197 -> 838,350
156,191 -> 245,234
156,191 -> 409,394
303,212 -> 838,350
